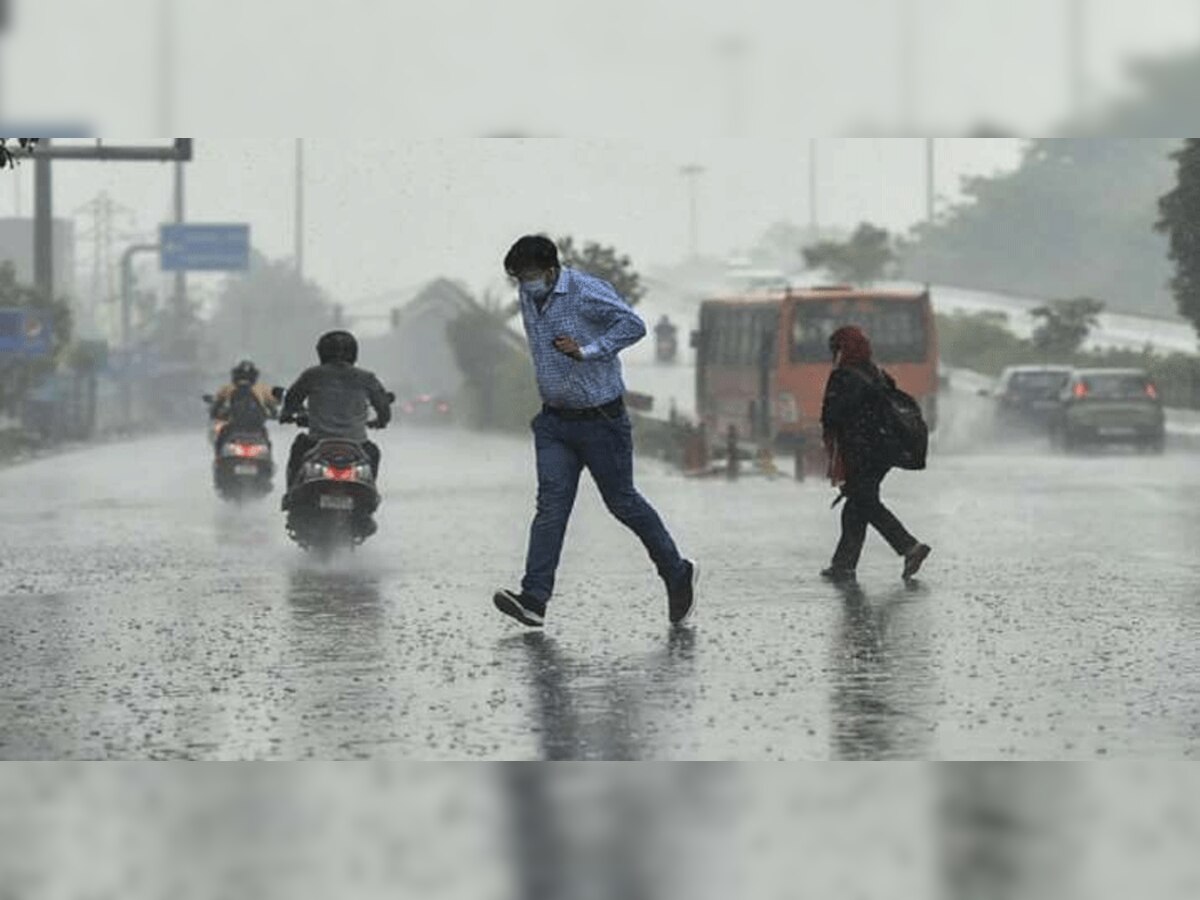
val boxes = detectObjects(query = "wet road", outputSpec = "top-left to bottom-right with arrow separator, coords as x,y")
1,410 -> 1199,760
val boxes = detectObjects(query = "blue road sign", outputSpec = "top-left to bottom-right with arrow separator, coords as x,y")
0,308 -> 54,357
160,223 -> 251,272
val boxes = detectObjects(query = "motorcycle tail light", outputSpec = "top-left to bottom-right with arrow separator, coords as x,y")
325,466 -> 357,481
230,443 -> 268,458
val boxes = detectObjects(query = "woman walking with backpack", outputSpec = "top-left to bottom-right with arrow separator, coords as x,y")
820,326 -> 932,584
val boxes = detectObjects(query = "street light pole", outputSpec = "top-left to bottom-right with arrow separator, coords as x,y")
1068,0 -> 1086,120
295,138 -> 305,279
925,137 -> 936,224
899,0 -> 918,131
679,164 -> 705,260
808,138 -> 819,235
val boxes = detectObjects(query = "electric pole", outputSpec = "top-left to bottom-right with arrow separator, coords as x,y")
679,164 -> 705,260
75,191 -> 138,336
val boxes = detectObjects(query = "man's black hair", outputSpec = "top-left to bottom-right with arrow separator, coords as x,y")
504,235 -> 559,276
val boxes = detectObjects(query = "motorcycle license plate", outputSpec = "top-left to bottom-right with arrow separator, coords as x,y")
234,464 -> 259,476
319,494 -> 354,510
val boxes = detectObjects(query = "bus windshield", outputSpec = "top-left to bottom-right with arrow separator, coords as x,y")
791,298 -> 928,363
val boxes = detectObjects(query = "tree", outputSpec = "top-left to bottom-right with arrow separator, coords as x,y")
1030,297 -> 1105,355
558,236 -> 645,306
207,252 -> 334,381
1156,139 -> 1200,334
802,222 -> 896,285
899,139 -> 1179,316
0,261 -> 73,415
0,139 -> 40,169
445,306 -> 538,432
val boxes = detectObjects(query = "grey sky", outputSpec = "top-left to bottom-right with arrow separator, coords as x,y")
1,0 -> 1197,306
0,138 -> 1030,305
4,0 -> 1200,134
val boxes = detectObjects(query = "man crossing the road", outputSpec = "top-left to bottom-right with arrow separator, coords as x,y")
493,235 -> 699,629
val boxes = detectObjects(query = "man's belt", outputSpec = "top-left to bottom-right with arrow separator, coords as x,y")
543,397 -> 625,421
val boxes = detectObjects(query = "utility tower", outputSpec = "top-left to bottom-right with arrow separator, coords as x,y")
75,191 -> 138,337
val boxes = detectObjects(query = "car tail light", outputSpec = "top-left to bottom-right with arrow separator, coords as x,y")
1145,383 -> 1159,400
325,466 -> 357,482
1072,382 -> 1088,399
402,403 -> 415,414
436,403 -> 449,413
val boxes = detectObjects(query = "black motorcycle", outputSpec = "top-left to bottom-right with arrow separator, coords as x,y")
279,412 -> 388,554
203,388 -> 284,502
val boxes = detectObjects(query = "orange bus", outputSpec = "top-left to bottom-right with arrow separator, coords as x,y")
693,286 -> 938,471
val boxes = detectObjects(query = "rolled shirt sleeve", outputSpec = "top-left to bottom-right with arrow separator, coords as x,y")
577,280 -> 647,361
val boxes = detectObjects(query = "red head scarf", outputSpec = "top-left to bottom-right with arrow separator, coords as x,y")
829,325 -> 872,368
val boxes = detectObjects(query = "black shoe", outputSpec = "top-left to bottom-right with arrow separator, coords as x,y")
668,559 -> 700,626
902,543 -> 932,581
493,589 -> 546,628
820,566 -> 857,584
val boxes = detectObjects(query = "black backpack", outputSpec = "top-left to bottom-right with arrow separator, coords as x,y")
849,368 -> 928,471
227,383 -> 267,430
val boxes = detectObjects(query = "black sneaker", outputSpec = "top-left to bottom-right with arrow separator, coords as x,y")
668,559 -> 700,626
493,589 -> 546,628
902,544 -> 932,581
820,566 -> 857,584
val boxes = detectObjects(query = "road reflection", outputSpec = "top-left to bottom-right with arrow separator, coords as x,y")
829,581 -> 936,760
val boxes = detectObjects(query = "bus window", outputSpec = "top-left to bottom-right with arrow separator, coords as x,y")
791,299 -> 927,363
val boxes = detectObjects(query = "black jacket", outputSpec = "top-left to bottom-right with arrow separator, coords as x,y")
821,362 -> 895,476
282,362 -> 391,441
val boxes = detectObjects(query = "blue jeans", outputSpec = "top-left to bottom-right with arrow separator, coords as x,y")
522,409 -> 687,602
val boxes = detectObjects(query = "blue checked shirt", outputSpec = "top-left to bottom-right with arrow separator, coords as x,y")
519,267 -> 647,409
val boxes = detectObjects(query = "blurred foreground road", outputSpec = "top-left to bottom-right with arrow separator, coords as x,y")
1,395 -> 1199,760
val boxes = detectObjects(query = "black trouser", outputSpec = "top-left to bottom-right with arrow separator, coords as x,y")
287,434 -> 381,487
831,468 -> 917,571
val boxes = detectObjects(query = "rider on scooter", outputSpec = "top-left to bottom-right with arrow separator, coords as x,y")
279,330 -> 392,509
210,360 -> 277,452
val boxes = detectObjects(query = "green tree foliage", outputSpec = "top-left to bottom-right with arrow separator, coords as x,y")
938,310 -> 1200,408
0,261 -> 73,415
0,139 -> 39,169
445,307 -> 538,432
1156,139 -> 1200,335
1030,297 -> 1105,355
207,252 -> 334,382
900,139 -> 1179,316
558,236 -> 645,306
802,222 -> 896,285
748,220 -> 814,272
